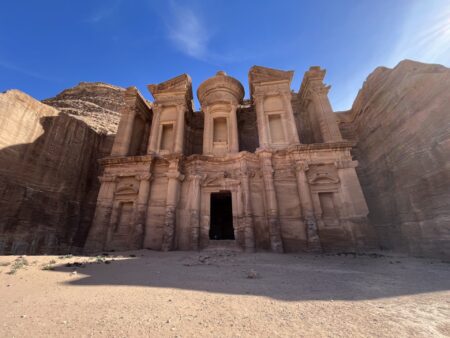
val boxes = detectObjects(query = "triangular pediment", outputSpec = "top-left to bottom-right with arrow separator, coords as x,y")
147,73 -> 193,101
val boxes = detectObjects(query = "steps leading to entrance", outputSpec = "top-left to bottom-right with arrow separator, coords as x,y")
204,240 -> 243,252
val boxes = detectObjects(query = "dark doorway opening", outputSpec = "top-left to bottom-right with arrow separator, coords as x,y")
209,191 -> 234,240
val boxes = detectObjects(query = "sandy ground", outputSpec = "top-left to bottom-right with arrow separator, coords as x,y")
0,250 -> 449,338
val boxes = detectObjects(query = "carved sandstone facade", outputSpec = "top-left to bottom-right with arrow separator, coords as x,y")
85,66 -> 375,253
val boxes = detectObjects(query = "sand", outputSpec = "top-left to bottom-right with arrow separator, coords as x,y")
0,250 -> 449,337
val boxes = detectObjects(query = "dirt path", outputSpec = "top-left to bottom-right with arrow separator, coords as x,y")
1,250 -> 449,337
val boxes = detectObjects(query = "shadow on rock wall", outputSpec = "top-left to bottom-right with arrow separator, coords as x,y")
0,114 -> 114,254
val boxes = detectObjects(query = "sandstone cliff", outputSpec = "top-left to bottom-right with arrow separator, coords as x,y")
43,82 -> 126,134
0,84 -> 125,254
339,60 -> 450,258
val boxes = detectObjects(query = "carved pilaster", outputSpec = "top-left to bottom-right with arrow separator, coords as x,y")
189,174 -> 202,250
84,175 -> 118,253
258,150 -> 283,253
147,104 -> 162,154
294,160 -> 322,252
240,159 -> 255,252
162,160 -> 185,251
174,104 -> 186,154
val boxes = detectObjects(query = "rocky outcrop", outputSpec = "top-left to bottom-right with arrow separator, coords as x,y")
0,85 -> 124,254
339,60 -> 450,258
43,82 -> 126,134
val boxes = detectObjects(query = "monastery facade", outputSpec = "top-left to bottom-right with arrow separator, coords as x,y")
85,66 -> 375,253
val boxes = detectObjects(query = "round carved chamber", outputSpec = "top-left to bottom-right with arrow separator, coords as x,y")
197,71 -> 244,106
197,71 -> 245,155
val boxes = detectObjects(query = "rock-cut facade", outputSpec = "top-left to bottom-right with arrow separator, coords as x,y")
85,66 -> 376,253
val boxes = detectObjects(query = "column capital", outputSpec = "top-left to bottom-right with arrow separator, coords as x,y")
99,175 -> 117,183
335,160 -> 358,169
308,84 -> 330,97
166,171 -> 184,181
295,160 -> 309,172
136,173 -> 152,181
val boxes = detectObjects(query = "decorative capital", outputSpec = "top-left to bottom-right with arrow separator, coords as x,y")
309,84 -> 330,97
99,175 -> 116,183
335,160 -> 358,169
136,173 -> 152,181
295,160 -> 309,172
167,171 -> 184,181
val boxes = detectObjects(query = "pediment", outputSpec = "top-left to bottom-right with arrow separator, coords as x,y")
249,66 -> 294,97
147,74 -> 193,102
308,172 -> 340,185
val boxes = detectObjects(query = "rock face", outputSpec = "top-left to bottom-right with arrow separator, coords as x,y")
43,82 -> 126,134
0,84 -> 124,254
339,60 -> 450,258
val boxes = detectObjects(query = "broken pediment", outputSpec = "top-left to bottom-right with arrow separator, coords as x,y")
249,66 -> 294,97
308,172 -> 340,185
147,73 -> 193,102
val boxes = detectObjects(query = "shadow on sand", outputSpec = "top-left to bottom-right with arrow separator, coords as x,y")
48,250 -> 450,302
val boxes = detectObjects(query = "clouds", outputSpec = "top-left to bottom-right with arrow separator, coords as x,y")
389,2 -> 450,66
86,0 -> 123,24
164,1 -> 211,61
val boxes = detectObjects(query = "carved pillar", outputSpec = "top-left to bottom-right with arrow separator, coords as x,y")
162,160 -> 184,251
189,174 -> 202,250
202,106 -> 212,155
174,104 -> 185,154
240,159 -> 255,252
281,92 -> 300,144
147,104 -> 161,154
294,160 -> 321,251
84,175 -> 117,253
133,173 -> 152,248
258,151 -> 283,253
309,85 -> 342,143
254,95 -> 269,148
335,160 -> 369,217
111,108 -> 136,156
229,104 -> 239,153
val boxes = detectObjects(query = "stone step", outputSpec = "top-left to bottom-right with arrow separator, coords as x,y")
203,240 -> 243,252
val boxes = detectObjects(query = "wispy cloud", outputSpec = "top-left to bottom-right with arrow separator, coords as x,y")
164,1 -> 211,61
86,0 -> 122,24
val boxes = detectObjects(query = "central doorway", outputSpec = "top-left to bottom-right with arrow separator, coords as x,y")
209,191 -> 234,240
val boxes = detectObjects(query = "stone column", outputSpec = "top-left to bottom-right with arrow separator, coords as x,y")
147,105 -> 161,154
254,95 -> 269,148
133,173 -> 152,247
294,160 -> 321,251
161,160 -> 184,251
281,92 -> 300,144
174,104 -> 185,154
229,104 -> 239,153
111,108 -> 136,156
189,174 -> 202,250
240,159 -> 255,252
258,151 -> 283,253
309,85 -> 342,143
202,106 -> 212,155
335,160 -> 369,218
84,175 -> 117,253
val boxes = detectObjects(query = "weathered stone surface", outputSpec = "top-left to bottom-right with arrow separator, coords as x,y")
0,88 -> 122,254
43,82 -> 126,134
339,60 -> 450,258
86,67 -> 373,255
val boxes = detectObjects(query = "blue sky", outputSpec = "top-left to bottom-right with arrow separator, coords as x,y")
1,0 -> 449,111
